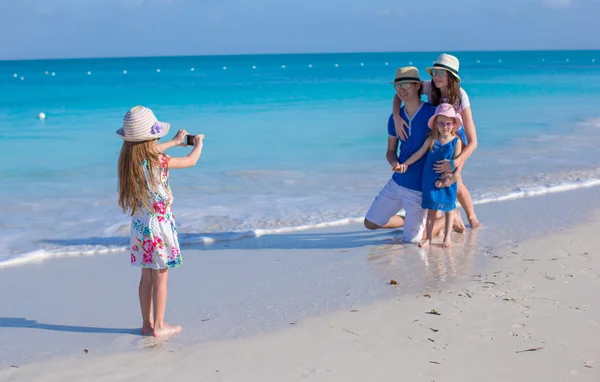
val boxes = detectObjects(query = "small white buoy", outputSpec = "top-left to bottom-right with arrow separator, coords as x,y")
476,59 -> 480,63
223,66 -> 227,70
593,59 -> 596,63
13,73 -> 17,78
498,59 -> 502,63
252,65 -> 256,69
408,61 -> 413,65
20,76 -> 25,81
334,63 -> 339,67
565,59 -> 569,63
384,62 -> 389,66
542,58 -> 545,62
308,64 -> 312,68
156,69 -> 161,73
281,65 -> 286,69
191,68 -> 195,71
123,70 -> 127,74
44,71 -> 49,75
38,112 -> 46,120
360,62 -> 364,67
51,72 -> 56,76
87,71 -> 92,75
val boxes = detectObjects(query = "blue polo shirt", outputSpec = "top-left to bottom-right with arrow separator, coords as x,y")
388,102 -> 436,192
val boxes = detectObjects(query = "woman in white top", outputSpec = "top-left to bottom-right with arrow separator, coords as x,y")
392,54 -> 482,229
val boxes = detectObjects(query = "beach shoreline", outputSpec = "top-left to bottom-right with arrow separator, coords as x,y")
2,212 -> 599,381
2,186 -> 600,381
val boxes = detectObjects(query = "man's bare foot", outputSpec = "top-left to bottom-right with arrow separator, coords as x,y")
468,216 -> 483,229
141,325 -> 154,336
418,240 -> 430,248
453,214 -> 466,233
153,323 -> 182,337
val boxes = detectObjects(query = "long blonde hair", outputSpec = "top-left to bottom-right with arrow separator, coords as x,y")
429,116 -> 458,152
118,140 -> 160,216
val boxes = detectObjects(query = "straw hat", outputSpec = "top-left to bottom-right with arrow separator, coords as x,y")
116,106 -> 170,142
428,103 -> 463,129
389,66 -> 421,84
426,54 -> 461,82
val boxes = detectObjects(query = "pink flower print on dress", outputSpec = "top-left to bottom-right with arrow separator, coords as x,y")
153,237 -> 165,250
153,201 -> 166,215
142,252 -> 153,264
168,247 -> 180,260
130,253 -> 136,263
142,239 -> 155,256
132,245 -> 139,252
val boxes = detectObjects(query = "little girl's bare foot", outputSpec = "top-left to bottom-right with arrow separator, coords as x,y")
153,323 -> 182,337
443,237 -> 452,248
418,240 -> 430,248
141,325 -> 154,336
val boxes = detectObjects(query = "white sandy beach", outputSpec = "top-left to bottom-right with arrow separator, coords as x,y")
2,188 -> 600,381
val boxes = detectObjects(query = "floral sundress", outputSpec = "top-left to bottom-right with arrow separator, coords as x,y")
129,154 -> 182,269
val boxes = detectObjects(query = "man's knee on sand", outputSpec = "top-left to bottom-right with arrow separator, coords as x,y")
364,219 -> 381,230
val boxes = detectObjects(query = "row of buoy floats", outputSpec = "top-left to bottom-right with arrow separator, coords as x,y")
10,58 -> 598,80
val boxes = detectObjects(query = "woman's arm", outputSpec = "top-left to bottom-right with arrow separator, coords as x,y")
454,107 -> 477,166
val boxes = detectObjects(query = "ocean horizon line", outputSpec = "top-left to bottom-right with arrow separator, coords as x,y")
1,48 -> 599,64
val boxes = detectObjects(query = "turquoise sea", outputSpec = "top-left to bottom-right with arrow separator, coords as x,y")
1,50 -> 600,265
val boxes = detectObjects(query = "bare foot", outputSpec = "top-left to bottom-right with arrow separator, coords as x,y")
468,216 -> 483,229
418,240 -> 430,248
453,214 -> 466,233
153,323 -> 182,337
141,325 -> 154,336
443,236 -> 452,248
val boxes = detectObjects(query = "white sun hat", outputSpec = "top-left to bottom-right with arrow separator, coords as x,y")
426,53 -> 461,82
116,106 -> 170,142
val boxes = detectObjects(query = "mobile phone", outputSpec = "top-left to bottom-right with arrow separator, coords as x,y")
186,134 -> 196,146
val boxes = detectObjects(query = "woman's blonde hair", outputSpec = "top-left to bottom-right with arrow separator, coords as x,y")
429,115 -> 458,152
118,140 -> 160,216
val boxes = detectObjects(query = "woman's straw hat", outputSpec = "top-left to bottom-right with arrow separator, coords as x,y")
426,54 -> 461,82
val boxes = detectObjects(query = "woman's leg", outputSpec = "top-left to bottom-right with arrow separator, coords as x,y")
456,177 -> 482,228
152,268 -> 182,337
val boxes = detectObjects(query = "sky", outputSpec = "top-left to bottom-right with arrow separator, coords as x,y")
0,0 -> 599,60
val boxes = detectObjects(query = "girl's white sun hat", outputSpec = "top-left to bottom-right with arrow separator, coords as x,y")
116,106 -> 170,142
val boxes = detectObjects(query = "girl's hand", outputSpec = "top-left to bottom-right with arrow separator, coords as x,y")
396,164 -> 408,173
173,129 -> 188,147
434,159 -> 456,174
193,134 -> 205,147
393,116 -> 409,141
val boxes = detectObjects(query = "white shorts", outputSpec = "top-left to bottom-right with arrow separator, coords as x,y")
365,179 -> 426,243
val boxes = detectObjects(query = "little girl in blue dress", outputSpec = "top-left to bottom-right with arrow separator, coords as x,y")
398,103 -> 463,248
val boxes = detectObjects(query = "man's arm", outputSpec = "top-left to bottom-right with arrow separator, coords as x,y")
386,136 -> 401,169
